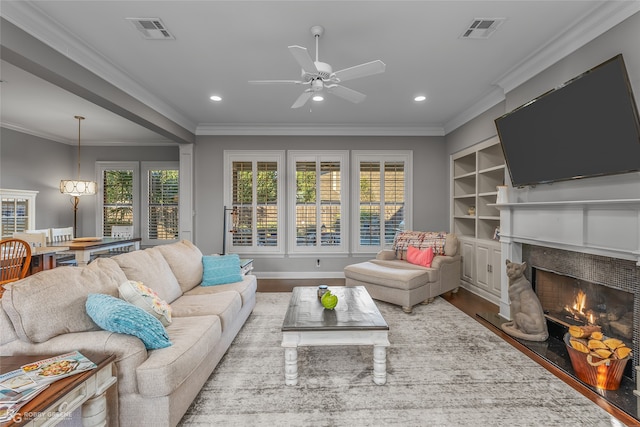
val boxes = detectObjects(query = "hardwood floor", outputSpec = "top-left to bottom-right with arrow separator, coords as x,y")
258,279 -> 637,426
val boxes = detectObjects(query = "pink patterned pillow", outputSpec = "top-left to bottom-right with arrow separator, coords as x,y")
407,245 -> 434,267
393,231 -> 448,260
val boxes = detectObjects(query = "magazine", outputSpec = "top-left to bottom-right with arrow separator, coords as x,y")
0,385 -> 49,423
21,351 -> 97,385
0,369 -> 37,392
0,383 -> 49,404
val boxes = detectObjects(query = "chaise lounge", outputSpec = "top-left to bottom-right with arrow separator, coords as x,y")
343,231 -> 461,313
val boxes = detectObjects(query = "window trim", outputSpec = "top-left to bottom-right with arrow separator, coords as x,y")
287,150 -> 349,256
350,150 -> 413,254
223,150 -> 285,255
142,161 -> 180,246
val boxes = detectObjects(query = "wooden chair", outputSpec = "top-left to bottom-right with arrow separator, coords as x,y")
26,229 -> 53,245
94,226 -> 134,258
0,238 -> 32,298
50,227 -> 76,266
13,231 -> 48,248
50,227 -> 74,244
111,225 -> 134,239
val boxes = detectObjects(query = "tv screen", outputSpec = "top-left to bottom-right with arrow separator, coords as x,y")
495,54 -> 640,187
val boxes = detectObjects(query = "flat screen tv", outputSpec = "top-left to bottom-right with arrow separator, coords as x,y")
495,54 -> 640,187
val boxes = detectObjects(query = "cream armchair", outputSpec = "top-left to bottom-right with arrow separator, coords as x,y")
344,232 -> 461,313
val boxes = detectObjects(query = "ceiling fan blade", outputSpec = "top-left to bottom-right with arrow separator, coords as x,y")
291,91 -> 313,109
332,60 -> 386,83
288,45 -> 318,74
327,85 -> 366,103
248,80 -> 303,84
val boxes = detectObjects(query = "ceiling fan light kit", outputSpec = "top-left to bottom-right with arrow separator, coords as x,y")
249,25 -> 386,109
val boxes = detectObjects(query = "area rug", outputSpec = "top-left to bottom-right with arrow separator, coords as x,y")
178,292 -> 624,427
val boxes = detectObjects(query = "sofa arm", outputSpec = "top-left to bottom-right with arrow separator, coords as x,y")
375,250 -> 396,260
430,254 -> 460,269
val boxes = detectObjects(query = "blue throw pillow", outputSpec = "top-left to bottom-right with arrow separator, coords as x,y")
86,293 -> 172,350
202,254 -> 242,286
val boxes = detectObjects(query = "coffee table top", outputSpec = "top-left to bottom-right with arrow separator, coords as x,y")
282,286 -> 388,332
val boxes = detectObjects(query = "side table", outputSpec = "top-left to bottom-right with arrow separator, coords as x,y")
0,352 -> 117,427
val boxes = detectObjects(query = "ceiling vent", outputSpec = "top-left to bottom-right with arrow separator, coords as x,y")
460,18 -> 505,39
127,18 -> 175,40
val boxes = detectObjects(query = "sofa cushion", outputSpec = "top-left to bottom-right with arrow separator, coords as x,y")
1,258 -> 125,343
136,315 -> 222,398
86,293 -> 172,350
184,274 -> 257,307
113,247 -> 183,304
407,245 -> 434,267
155,240 -> 203,293
119,280 -> 172,326
170,291 -> 241,332
344,260 -> 437,290
393,231 -> 450,260
202,254 -> 242,286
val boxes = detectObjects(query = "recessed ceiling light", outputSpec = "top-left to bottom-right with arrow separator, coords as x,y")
210,95 -> 222,102
312,95 -> 324,102
414,95 -> 427,102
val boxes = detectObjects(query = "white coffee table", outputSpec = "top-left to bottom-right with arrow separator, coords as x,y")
281,286 -> 390,385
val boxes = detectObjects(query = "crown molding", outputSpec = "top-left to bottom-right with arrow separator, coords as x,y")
1,123 -> 176,146
196,124 -> 445,137
1,1 -> 197,133
493,0 -> 640,94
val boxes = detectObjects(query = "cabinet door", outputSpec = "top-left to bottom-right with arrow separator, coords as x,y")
460,240 -> 475,283
490,247 -> 502,296
475,244 -> 490,291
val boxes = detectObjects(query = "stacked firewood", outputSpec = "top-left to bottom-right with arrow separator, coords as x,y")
568,325 -> 632,360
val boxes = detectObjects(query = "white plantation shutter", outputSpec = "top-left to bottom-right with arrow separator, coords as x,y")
288,151 -> 348,254
102,169 -> 134,237
352,152 -> 412,253
1,189 -> 37,238
224,151 -> 284,254
143,163 -> 179,245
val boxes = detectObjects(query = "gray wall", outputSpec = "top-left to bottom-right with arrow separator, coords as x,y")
0,127 -> 179,236
193,135 -> 448,273
1,128 -> 75,228
445,11 -> 640,203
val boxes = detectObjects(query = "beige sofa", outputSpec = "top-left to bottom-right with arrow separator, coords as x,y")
344,232 -> 461,313
0,240 -> 256,427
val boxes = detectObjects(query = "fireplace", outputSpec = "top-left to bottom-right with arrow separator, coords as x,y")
523,245 -> 639,381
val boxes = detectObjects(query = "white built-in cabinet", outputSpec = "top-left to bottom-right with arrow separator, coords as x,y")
450,136 -> 505,304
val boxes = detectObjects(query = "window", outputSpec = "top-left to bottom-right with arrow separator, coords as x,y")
288,151 -> 349,254
97,162 -> 138,238
97,162 -> 179,245
143,162 -> 179,246
224,151 -> 284,254
1,189 -> 38,238
352,151 -> 412,253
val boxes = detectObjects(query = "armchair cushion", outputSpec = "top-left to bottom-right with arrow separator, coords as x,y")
407,245 -> 434,267
393,231 -> 449,260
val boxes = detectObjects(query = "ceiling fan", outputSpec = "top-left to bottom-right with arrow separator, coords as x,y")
249,25 -> 386,109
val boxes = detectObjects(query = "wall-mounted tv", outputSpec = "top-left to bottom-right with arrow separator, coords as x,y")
495,54 -> 640,187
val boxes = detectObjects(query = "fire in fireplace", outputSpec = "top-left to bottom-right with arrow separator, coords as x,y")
534,268 -> 634,342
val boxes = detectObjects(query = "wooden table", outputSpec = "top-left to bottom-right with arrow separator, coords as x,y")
28,247 -> 69,275
66,237 -> 141,266
0,352 -> 117,427
281,286 -> 390,386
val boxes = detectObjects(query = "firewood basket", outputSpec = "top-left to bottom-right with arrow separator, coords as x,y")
563,333 -> 629,390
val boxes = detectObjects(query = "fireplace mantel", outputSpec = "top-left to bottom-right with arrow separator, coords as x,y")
493,198 -> 640,318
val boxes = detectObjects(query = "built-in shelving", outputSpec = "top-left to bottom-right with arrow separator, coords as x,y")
450,136 -> 506,303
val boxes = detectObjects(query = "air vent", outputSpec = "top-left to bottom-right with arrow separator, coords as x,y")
460,18 -> 505,39
127,18 -> 175,40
